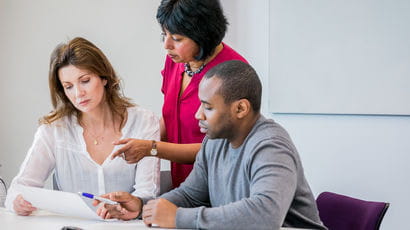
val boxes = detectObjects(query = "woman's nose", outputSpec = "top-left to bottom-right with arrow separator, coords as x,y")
163,36 -> 173,50
75,86 -> 85,98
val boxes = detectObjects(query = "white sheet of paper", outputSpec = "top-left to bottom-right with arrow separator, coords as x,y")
19,185 -> 103,220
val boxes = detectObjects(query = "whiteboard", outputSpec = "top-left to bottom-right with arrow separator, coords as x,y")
268,0 -> 410,115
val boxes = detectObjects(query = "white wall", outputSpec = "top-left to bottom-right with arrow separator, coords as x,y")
1,0 -> 409,229
222,1 -> 410,229
268,0 -> 410,115
0,0 -> 166,185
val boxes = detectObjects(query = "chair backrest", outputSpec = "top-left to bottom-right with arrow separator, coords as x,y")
159,170 -> 173,195
316,191 -> 389,230
0,176 -> 6,207
52,173 -> 60,191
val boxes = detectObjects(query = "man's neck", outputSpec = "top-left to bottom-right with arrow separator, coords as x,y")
229,113 -> 261,149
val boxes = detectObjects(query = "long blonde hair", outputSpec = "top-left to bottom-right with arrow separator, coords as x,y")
41,37 -> 134,128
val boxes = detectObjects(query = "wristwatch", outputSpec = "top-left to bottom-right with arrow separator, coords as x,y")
150,140 -> 158,156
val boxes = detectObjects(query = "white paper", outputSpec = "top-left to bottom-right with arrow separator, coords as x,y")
19,185 -> 102,220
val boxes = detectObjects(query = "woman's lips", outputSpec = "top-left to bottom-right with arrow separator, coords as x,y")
168,53 -> 177,59
78,99 -> 90,106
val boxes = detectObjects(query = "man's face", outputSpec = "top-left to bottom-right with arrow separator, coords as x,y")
195,77 -> 235,139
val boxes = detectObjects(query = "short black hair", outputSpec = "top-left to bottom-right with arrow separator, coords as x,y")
204,60 -> 262,112
156,0 -> 228,61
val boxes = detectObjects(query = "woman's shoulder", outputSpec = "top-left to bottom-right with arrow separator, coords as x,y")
37,115 -> 76,133
212,42 -> 248,65
30,116 -> 76,143
127,106 -> 159,121
124,106 -> 159,134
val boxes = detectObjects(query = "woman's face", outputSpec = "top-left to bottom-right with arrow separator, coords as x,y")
162,29 -> 200,63
58,65 -> 107,113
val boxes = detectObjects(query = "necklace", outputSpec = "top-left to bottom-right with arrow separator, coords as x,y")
184,62 -> 206,77
84,128 -> 104,145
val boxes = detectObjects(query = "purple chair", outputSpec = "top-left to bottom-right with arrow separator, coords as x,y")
316,192 -> 389,230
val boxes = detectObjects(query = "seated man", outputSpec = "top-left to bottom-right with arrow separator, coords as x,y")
96,60 -> 327,230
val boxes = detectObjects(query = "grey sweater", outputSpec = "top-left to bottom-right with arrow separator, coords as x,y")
161,115 -> 326,230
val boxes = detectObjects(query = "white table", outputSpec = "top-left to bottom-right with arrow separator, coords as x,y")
0,207 -> 303,230
0,208 -> 158,230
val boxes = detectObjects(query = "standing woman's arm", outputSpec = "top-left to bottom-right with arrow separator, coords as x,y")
112,115 -> 200,164
160,118 -> 167,142
112,139 -> 201,164
155,142 -> 201,164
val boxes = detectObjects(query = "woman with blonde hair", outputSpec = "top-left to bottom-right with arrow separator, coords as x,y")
5,37 -> 160,220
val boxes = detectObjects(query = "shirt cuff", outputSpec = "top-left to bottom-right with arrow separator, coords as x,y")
133,196 -> 144,219
175,207 -> 201,229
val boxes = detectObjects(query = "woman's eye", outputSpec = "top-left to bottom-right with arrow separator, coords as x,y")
172,37 -> 181,42
81,79 -> 90,84
160,32 -> 166,42
64,85 -> 72,90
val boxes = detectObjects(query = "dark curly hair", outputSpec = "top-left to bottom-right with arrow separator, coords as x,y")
156,0 -> 228,61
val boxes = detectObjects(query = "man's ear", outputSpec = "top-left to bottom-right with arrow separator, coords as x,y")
233,99 -> 251,119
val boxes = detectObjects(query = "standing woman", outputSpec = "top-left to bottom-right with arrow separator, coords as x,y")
112,0 -> 247,188
5,37 -> 160,219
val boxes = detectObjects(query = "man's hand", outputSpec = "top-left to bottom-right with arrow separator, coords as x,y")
111,138 -> 152,163
93,191 -> 142,220
142,198 -> 177,228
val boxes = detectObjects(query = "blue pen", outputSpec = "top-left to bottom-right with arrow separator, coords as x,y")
78,192 -> 118,205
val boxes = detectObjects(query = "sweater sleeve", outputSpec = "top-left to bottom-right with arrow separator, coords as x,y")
160,141 -> 211,226
173,138 -> 299,230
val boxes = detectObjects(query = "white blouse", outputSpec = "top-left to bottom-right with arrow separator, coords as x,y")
5,106 -> 160,211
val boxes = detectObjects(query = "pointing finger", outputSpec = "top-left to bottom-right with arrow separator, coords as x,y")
111,145 -> 130,159
112,138 -> 132,145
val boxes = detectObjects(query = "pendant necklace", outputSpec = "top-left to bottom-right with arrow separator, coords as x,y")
84,128 -> 104,145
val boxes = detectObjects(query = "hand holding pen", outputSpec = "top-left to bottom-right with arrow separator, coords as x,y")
91,191 -> 143,220
79,192 -> 118,205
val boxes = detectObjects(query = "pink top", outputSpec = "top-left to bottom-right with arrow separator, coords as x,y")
161,43 -> 248,188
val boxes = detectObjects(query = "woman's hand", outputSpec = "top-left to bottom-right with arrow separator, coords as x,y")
93,191 -> 142,220
111,139 -> 152,163
13,194 -> 37,216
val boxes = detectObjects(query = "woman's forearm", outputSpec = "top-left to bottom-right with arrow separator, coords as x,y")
156,142 -> 201,164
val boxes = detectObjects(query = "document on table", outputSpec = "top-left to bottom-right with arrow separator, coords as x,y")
18,185 -> 103,220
